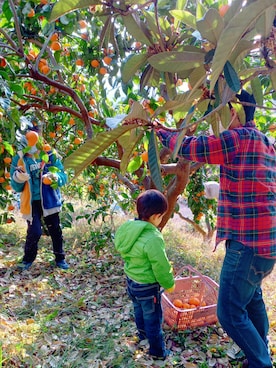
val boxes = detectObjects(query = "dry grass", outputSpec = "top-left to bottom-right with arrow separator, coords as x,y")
0,212 -> 275,367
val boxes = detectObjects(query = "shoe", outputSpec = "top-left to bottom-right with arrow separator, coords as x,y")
18,261 -> 33,271
151,349 -> 171,361
56,260 -> 69,269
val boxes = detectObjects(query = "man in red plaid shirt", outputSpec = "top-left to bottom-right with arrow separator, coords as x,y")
157,90 -> 276,368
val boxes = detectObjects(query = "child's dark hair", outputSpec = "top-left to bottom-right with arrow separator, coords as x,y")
136,189 -> 168,221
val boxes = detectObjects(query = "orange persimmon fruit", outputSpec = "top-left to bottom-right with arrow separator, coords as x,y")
188,296 -> 200,306
172,299 -> 183,308
141,151 -> 148,162
42,176 -> 52,185
218,4 -> 230,17
26,131 -> 39,146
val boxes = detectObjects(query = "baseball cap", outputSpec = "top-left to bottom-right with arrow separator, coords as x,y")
236,90 -> 256,122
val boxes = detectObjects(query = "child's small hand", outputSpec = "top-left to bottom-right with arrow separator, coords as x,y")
165,285 -> 175,293
47,173 -> 58,181
13,169 -> 30,183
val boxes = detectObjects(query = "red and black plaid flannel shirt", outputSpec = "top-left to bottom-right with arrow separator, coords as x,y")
157,121 -> 276,258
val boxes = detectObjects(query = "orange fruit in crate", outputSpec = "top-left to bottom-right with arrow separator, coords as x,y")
188,296 -> 200,306
182,302 -> 191,309
172,299 -> 183,308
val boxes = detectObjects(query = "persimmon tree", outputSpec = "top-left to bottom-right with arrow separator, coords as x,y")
0,0 -> 275,234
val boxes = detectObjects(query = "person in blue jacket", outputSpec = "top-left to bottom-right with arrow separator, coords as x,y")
10,126 -> 69,271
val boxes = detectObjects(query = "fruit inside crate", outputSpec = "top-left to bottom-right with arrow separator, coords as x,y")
162,265 -> 219,330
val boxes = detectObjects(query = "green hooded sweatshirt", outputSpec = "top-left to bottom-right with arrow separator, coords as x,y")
114,219 -> 174,290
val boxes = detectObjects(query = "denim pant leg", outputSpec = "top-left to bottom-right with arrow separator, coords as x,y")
23,201 -> 43,263
217,240 -> 275,368
44,213 -> 65,262
127,278 -> 165,357
247,286 -> 270,344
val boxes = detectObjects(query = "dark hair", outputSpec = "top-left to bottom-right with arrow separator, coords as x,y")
236,90 -> 256,122
136,189 -> 168,220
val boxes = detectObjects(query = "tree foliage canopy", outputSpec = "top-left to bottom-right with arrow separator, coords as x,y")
0,0 -> 275,226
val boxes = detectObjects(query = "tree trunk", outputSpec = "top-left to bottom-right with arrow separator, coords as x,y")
160,158 -> 190,230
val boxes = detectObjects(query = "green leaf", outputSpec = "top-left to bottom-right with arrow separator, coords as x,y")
158,17 -> 173,38
176,0 -> 187,10
155,89 -> 202,115
2,0 -> 13,21
188,66 -> 206,89
255,8 -> 276,38
221,83 -> 236,105
196,99 -> 209,114
231,102 -> 245,125
228,39 -> 253,68
271,70 -> 276,91
0,70 -> 10,80
172,105 -> 195,159
41,152 -> 49,163
148,130 -> 163,192
127,155 -> 142,173
143,12 -> 159,35
50,182 -> 59,189
124,101 -> 150,123
196,2 -> 206,20
9,83 -> 24,97
122,54 -> 148,84
122,13 -> 152,47
196,8 -> 224,45
223,0 -> 244,25
49,0 -> 101,22
164,72 -> 177,100
251,77 -> 263,106
125,0 -> 153,4
119,128 -> 144,175
148,51 -> 204,73
64,124 -> 140,177
210,0 -> 276,92
59,15 -> 70,25
219,105 -> 231,129
63,202 -> 74,213
48,166 -> 60,173
170,10 -> 196,29
209,113 -> 220,137
238,66 -> 267,80
223,61 -> 240,93
99,15 -> 114,50
140,65 -> 160,90
3,141 -> 14,156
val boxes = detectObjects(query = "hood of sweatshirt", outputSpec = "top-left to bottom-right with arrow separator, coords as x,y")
114,219 -> 156,256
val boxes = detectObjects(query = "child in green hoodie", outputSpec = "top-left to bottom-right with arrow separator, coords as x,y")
114,189 -> 175,360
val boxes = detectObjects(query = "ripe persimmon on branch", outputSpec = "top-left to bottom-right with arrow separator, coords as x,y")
1,0 -> 96,139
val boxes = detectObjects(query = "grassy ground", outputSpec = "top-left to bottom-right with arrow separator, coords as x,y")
0,213 -> 275,367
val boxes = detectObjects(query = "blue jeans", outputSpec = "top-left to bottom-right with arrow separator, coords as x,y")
126,277 -> 166,357
217,240 -> 275,368
23,200 -> 65,263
